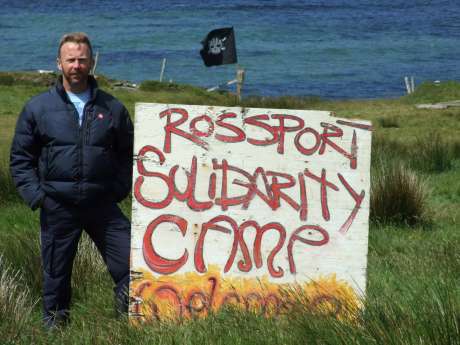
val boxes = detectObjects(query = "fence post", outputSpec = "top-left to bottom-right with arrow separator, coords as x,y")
236,67 -> 245,102
404,76 -> 411,94
160,58 -> 167,82
91,50 -> 99,75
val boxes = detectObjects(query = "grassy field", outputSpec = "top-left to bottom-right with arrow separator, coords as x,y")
0,72 -> 459,344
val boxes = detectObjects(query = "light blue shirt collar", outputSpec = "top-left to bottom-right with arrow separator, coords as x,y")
66,89 -> 91,126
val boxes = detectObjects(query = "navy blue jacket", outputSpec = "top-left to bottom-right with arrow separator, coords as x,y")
10,76 -> 134,209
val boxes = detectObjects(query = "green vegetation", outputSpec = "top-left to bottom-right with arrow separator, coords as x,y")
370,162 -> 431,226
0,256 -> 36,340
412,133 -> 456,173
0,72 -> 459,344
402,80 -> 460,104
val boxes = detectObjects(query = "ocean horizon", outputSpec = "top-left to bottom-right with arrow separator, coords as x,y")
1,0 -> 459,99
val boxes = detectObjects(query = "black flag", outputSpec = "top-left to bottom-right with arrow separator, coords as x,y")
200,27 -> 237,67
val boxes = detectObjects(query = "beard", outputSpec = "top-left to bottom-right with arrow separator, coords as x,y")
62,69 -> 90,92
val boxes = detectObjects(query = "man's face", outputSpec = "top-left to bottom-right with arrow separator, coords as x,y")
57,42 -> 93,93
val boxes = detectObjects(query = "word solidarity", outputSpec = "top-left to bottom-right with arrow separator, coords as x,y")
134,150 -> 364,230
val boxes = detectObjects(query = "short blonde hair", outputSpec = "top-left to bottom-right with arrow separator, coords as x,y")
58,32 -> 93,58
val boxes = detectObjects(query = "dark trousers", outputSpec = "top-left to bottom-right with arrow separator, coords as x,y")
39,196 -> 130,326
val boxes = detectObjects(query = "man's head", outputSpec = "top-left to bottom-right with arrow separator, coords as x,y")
57,32 -> 94,93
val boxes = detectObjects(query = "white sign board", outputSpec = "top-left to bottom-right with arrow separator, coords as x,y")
129,103 -> 372,321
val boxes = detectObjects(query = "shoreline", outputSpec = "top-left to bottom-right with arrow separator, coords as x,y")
1,70 -> 460,107
0,70 -> 417,102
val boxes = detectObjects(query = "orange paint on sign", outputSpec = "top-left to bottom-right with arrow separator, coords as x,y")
130,265 -> 359,322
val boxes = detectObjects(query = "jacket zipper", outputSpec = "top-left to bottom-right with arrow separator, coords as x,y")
84,105 -> 91,145
79,103 -> 90,181
76,107 -> 83,201
62,85 -> 96,204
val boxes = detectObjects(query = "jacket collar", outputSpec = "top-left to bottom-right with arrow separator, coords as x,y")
55,75 -> 98,103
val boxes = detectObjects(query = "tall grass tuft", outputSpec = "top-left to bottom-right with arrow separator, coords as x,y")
377,116 -> 399,128
0,155 -> 19,205
0,255 -> 36,341
0,230 -> 112,307
370,161 -> 431,226
0,230 -> 42,297
410,133 -> 454,173
452,140 -> 460,160
72,232 -> 107,298
335,279 -> 460,345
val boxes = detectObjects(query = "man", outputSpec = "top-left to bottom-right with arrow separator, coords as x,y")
10,32 -> 133,328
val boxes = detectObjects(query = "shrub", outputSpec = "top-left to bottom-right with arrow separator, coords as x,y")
370,161 -> 431,226
377,116 -> 399,128
0,74 -> 14,86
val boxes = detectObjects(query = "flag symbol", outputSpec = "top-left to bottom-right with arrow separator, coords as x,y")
200,27 -> 237,67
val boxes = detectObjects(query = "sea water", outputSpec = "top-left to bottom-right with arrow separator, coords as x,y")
1,0 -> 459,99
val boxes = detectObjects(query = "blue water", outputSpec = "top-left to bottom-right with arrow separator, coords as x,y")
1,0 -> 459,99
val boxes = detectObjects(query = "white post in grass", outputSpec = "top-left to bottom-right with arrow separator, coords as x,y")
91,50 -> 99,76
404,76 -> 411,94
410,76 -> 415,93
159,58 -> 167,82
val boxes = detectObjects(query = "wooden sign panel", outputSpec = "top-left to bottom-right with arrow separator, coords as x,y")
129,103 -> 372,321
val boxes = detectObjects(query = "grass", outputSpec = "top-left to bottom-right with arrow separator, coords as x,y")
411,133 -> 455,173
402,80 -> 460,104
0,255 -> 36,341
0,72 -> 459,344
370,161 -> 431,226
376,115 -> 399,128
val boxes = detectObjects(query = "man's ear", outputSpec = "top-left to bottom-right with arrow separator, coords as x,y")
56,57 -> 62,71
